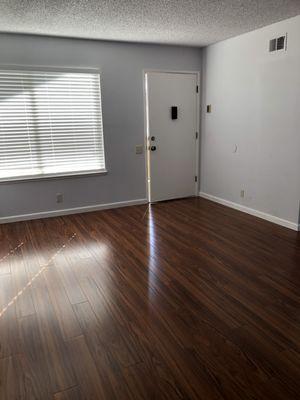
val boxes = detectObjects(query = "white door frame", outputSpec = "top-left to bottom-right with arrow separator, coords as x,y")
143,69 -> 200,202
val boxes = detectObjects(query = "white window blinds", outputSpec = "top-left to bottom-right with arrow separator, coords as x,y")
0,69 -> 106,181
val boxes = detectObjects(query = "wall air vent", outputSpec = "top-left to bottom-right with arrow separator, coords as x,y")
269,35 -> 287,52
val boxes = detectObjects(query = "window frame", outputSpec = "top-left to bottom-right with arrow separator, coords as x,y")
0,65 -> 107,183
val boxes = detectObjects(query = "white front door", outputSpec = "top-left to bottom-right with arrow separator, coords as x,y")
145,72 -> 198,202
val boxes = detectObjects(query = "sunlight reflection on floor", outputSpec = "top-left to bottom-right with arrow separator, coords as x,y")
0,233 -> 76,318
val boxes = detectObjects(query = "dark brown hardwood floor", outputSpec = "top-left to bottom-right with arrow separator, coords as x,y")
0,197 -> 299,399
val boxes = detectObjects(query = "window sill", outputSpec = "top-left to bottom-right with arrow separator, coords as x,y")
0,169 -> 108,184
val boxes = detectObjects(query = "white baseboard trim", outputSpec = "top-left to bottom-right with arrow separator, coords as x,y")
199,192 -> 299,231
0,198 -> 148,224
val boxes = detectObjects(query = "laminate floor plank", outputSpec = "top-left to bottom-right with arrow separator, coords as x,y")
10,251 -> 35,319
0,274 -> 21,359
0,197 -> 299,399
0,250 -> 12,276
18,313 -> 60,398
29,276 -> 77,393
0,353 -> 51,400
53,386 -> 83,400
66,335 -> 110,400
54,254 -> 87,305
69,307 -> 135,400
43,266 -> 83,340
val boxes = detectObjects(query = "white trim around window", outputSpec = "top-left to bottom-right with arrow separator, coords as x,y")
0,66 -> 107,183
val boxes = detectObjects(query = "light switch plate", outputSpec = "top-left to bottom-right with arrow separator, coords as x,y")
135,145 -> 144,154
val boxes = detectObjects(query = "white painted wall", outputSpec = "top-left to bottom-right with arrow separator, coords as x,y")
200,15 -> 300,227
0,34 -> 201,220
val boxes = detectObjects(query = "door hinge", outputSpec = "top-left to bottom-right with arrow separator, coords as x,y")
196,85 -> 199,93
195,132 -> 198,139
195,176 -> 198,182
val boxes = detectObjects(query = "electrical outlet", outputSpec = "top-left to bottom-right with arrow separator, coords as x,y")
206,104 -> 212,113
240,190 -> 245,198
56,193 -> 63,203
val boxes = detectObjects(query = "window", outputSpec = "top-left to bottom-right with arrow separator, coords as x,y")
0,68 -> 106,181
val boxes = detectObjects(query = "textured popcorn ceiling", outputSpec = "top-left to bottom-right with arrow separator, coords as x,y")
0,0 -> 299,46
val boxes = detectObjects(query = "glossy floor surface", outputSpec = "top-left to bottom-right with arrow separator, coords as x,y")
0,197 -> 299,399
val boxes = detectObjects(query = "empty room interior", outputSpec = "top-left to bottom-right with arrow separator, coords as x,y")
0,1 -> 300,399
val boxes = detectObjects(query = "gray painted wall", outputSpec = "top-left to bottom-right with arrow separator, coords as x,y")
0,34 -> 201,218
200,15 -> 300,225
